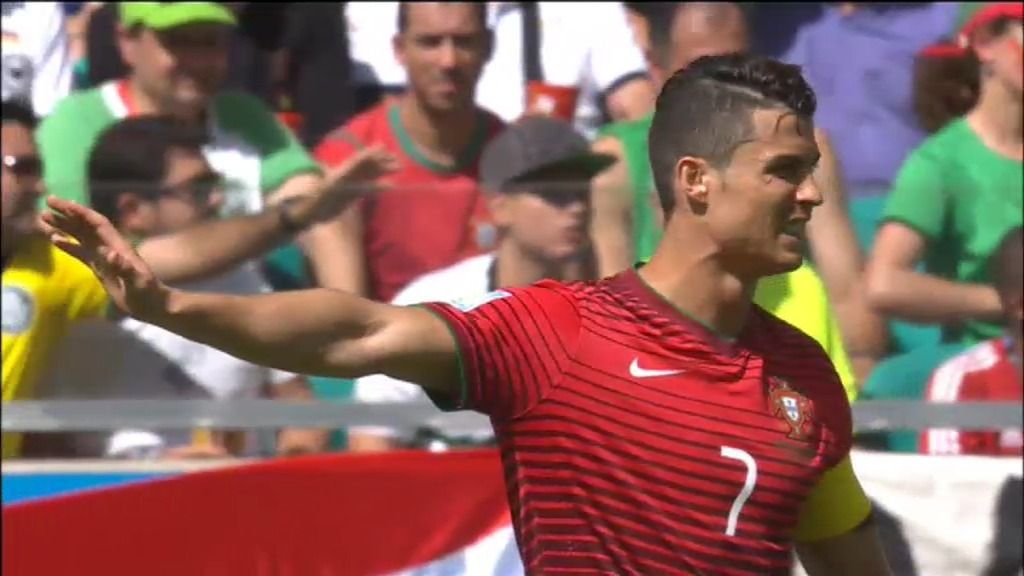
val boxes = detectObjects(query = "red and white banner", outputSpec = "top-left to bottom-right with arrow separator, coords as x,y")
3,449 -> 1021,576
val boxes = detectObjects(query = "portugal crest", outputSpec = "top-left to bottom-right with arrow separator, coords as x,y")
768,377 -> 814,440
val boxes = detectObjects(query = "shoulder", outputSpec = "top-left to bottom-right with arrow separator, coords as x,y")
926,339 -> 1003,401
39,86 -> 107,131
315,103 -> 390,162
211,91 -> 284,135
904,119 -> 969,166
393,254 -> 494,306
596,115 -> 650,142
753,306 -> 844,396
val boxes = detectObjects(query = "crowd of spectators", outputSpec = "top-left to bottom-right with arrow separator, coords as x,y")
1,1 -> 1021,460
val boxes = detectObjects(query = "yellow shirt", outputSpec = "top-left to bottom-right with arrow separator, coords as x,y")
755,263 -> 859,401
2,237 -> 107,458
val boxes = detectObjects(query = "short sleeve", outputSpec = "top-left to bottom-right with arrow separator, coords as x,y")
36,95 -> 95,206
919,353 -> 971,455
792,455 -> 873,542
881,147 -> 947,241
214,93 -> 321,194
419,283 -> 581,421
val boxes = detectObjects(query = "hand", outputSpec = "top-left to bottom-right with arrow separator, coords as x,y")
293,145 -> 400,227
40,196 -> 172,322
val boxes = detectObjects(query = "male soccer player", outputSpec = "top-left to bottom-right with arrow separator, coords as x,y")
43,54 -> 892,575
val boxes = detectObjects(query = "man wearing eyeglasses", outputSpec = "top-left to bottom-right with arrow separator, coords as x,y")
350,116 -> 608,453
1,104 -> 393,459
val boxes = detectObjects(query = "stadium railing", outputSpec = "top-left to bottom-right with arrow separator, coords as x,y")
2,399 -> 1021,434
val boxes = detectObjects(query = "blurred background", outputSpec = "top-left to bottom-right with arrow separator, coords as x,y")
1,2 -> 1021,575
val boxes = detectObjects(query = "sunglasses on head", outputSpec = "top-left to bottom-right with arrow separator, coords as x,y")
3,155 -> 42,178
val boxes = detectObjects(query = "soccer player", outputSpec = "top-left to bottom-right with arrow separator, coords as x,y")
42,54 -> 892,575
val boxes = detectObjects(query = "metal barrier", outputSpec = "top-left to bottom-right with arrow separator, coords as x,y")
2,399 -> 1021,433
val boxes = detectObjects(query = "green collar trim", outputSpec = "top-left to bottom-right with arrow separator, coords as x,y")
388,104 -> 488,174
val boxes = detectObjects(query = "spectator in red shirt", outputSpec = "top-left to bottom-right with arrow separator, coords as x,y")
921,227 -> 1023,456
315,2 -> 504,302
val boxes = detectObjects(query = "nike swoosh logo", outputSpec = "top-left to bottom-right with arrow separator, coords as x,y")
629,358 -> 685,378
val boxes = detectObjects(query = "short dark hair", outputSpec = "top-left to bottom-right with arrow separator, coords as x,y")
87,116 -> 209,222
1,100 -> 38,131
648,52 -> 816,213
397,2 -> 488,34
992,227 -> 1023,298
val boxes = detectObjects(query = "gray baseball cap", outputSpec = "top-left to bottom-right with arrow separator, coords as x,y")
479,116 -> 616,192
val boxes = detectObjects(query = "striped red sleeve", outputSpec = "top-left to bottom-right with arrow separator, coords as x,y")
419,282 -> 581,421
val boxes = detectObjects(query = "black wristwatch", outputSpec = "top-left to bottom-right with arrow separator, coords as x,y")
275,197 -> 308,235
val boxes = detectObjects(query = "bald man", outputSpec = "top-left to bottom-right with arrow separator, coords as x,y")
591,1 -> 888,387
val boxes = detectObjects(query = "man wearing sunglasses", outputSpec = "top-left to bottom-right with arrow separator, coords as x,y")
2,105 -> 392,459
350,116 -> 609,453
35,2 -> 359,291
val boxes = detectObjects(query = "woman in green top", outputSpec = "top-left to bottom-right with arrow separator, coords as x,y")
868,2 -> 1023,346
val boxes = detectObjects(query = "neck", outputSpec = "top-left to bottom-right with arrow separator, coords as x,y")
398,95 -> 479,162
494,242 -> 580,288
968,77 -> 1024,159
127,77 -> 203,123
639,222 -> 756,338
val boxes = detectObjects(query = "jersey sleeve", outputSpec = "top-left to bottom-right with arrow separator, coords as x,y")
36,94 -> 93,206
881,146 -> 947,241
216,93 -> 321,195
419,283 -> 581,422
919,354 -> 970,455
792,455 -> 873,542
782,320 -> 871,542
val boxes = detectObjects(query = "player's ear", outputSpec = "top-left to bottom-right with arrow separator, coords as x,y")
675,156 -> 712,214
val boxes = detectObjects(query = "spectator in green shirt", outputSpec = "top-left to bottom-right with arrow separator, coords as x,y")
36,2 -> 356,290
868,2 -> 1023,346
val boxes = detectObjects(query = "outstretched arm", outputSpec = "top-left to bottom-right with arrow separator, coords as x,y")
131,146 -> 397,286
41,197 -> 460,395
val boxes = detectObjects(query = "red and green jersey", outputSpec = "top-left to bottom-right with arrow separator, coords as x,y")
315,102 -> 505,302
422,269 -> 871,575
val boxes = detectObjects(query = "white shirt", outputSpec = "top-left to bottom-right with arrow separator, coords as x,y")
354,254 -> 495,440
39,266 -> 298,457
2,1 -> 71,116
344,2 -> 647,139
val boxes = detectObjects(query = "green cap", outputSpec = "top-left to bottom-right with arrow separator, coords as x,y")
120,2 -> 237,31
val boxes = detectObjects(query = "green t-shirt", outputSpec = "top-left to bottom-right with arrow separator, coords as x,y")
882,118 -> 1024,344
36,81 -> 320,215
596,113 -> 662,262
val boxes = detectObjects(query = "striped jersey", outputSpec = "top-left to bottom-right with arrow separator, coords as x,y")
423,269 -> 871,575
921,337 -> 1023,457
